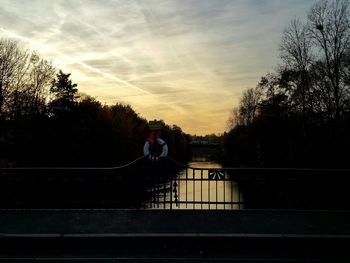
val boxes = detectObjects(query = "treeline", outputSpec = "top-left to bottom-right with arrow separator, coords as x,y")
0,39 -> 189,167
224,0 -> 350,168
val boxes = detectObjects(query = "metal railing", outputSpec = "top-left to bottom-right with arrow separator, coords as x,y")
0,156 -> 149,209
1,157 -> 350,210
144,158 -> 350,210
145,158 -> 243,210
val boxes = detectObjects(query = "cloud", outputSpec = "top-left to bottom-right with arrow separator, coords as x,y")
0,0 -> 315,134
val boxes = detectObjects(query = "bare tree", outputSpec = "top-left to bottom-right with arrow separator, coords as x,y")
281,18 -> 313,71
280,18 -> 314,114
229,87 -> 262,128
228,107 -> 242,128
0,39 -> 29,118
308,0 -> 350,119
25,52 -> 55,115
240,87 -> 262,125
0,39 -> 56,119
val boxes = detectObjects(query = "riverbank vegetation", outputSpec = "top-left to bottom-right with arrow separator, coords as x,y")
2,0 -> 350,170
223,0 -> 350,168
0,39 -> 189,167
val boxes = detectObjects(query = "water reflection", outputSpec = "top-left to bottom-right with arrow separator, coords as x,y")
148,161 -> 243,210
175,162 -> 242,210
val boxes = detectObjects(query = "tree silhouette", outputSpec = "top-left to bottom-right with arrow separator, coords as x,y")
308,0 -> 350,120
0,38 -> 190,167
224,0 -> 350,168
0,39 -> 30,119
49,70 -> 78,117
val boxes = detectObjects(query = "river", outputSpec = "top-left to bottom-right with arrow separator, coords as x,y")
148,158 -> 243,210
175,161 -> 242,209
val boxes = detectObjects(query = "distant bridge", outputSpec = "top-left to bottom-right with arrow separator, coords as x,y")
189,141 -> 221,146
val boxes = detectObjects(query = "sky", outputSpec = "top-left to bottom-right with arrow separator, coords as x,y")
0,0 -> 315,135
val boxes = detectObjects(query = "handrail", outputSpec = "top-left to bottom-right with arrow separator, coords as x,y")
165,156 -> 350,172
1,155 -> 350,172
0,156 -> 146,170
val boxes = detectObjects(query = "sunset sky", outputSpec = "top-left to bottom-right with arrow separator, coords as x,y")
0,0 -> 314,135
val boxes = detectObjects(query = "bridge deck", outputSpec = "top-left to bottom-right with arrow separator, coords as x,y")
0,210 -> 349,262
0,209 -> 349,237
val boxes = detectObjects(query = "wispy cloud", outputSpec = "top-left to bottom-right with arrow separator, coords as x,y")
0,0 -> 314,134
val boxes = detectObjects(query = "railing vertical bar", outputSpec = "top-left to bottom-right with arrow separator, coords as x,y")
148,176 -> 151,209
153,176 -> 156,209
186,168 -> 188,208
178,172 -> 181,209
163,179 -> 166,209
201,170 -> 203,210
223,173 -> 226,210
231,179 -> 233,210
238,180 -> 241,210
157,177 -> 160,209
170,178 -> 173,210
216,179 -> 218,210
140,174 -> 145,209
20,175 -> 24,208
208,172 -> 211,210
193,169 -> 195,209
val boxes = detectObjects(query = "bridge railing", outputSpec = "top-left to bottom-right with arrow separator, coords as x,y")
0,157 -> 151,209
145,159 -> 243,210
145,158 -> 350,210
1,157 -> 350,210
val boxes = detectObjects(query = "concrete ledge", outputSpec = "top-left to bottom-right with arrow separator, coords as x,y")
0,209 -> 350,237
0,210 -> 350,262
